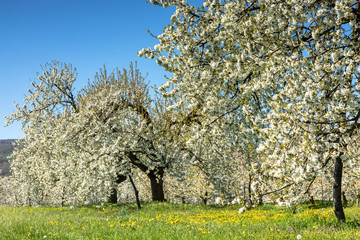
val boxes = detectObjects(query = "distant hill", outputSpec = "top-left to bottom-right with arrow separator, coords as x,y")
0,139 -> 17,176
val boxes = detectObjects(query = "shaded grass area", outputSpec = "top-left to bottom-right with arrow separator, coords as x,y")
0,201 -> 359,239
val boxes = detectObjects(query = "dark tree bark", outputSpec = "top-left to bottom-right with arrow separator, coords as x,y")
107,174 -> 127,204
333,155 -> 346,222
126,152 -> 166,202
147,167 -> 165,202
108,188 -> 118,204
309,196 -> 315,205
201,191 -> 209,205
342,191 -> 348,206
258,195 -> 263,205
248,173 -> 253,206
128,175 -> 141,210
125,152 -> 166,202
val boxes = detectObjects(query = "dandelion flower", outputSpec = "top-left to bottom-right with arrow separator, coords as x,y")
297,235 -> 302,239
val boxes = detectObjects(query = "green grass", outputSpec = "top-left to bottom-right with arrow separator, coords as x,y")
0,201 -> 359,239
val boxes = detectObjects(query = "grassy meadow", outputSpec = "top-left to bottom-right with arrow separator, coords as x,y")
1,201 -> 360,239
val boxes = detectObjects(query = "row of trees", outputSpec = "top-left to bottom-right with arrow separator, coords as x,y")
4,61 -> 256,207
6,62 -> 179,204
140,0 -> 360,222
4,0 -> 360,222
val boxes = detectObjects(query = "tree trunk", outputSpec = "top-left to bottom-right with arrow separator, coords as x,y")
248,173 -> 253,206
108,188 -> 118,204
321,178 -> 324,204
342,191 -> 348,206
125,152 -> 165,202
309,196 -> 315,205
258,195 -> 263,206
128,175 -> 141,210
147,168 -> 165,201
333,155 -> 346,222
107,174 -> 127,204
202,191 -> 209,205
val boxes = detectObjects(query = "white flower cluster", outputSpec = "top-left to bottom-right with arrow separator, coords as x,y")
5,1 -> 360,217
5,62 -> 189,205
141,0 -> 360,214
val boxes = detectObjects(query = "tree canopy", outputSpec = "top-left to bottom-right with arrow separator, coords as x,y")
6,62 -> 188,205
4,0 -> 360,223
140,0 -> 360,221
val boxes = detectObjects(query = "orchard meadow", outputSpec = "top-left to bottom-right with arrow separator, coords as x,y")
1,0 -> 360,239
1,202 -> 360,239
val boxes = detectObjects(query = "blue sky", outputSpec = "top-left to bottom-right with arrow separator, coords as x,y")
0,0 -> 175,139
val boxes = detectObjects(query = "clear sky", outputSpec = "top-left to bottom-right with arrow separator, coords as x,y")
0,0 -> 175,139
